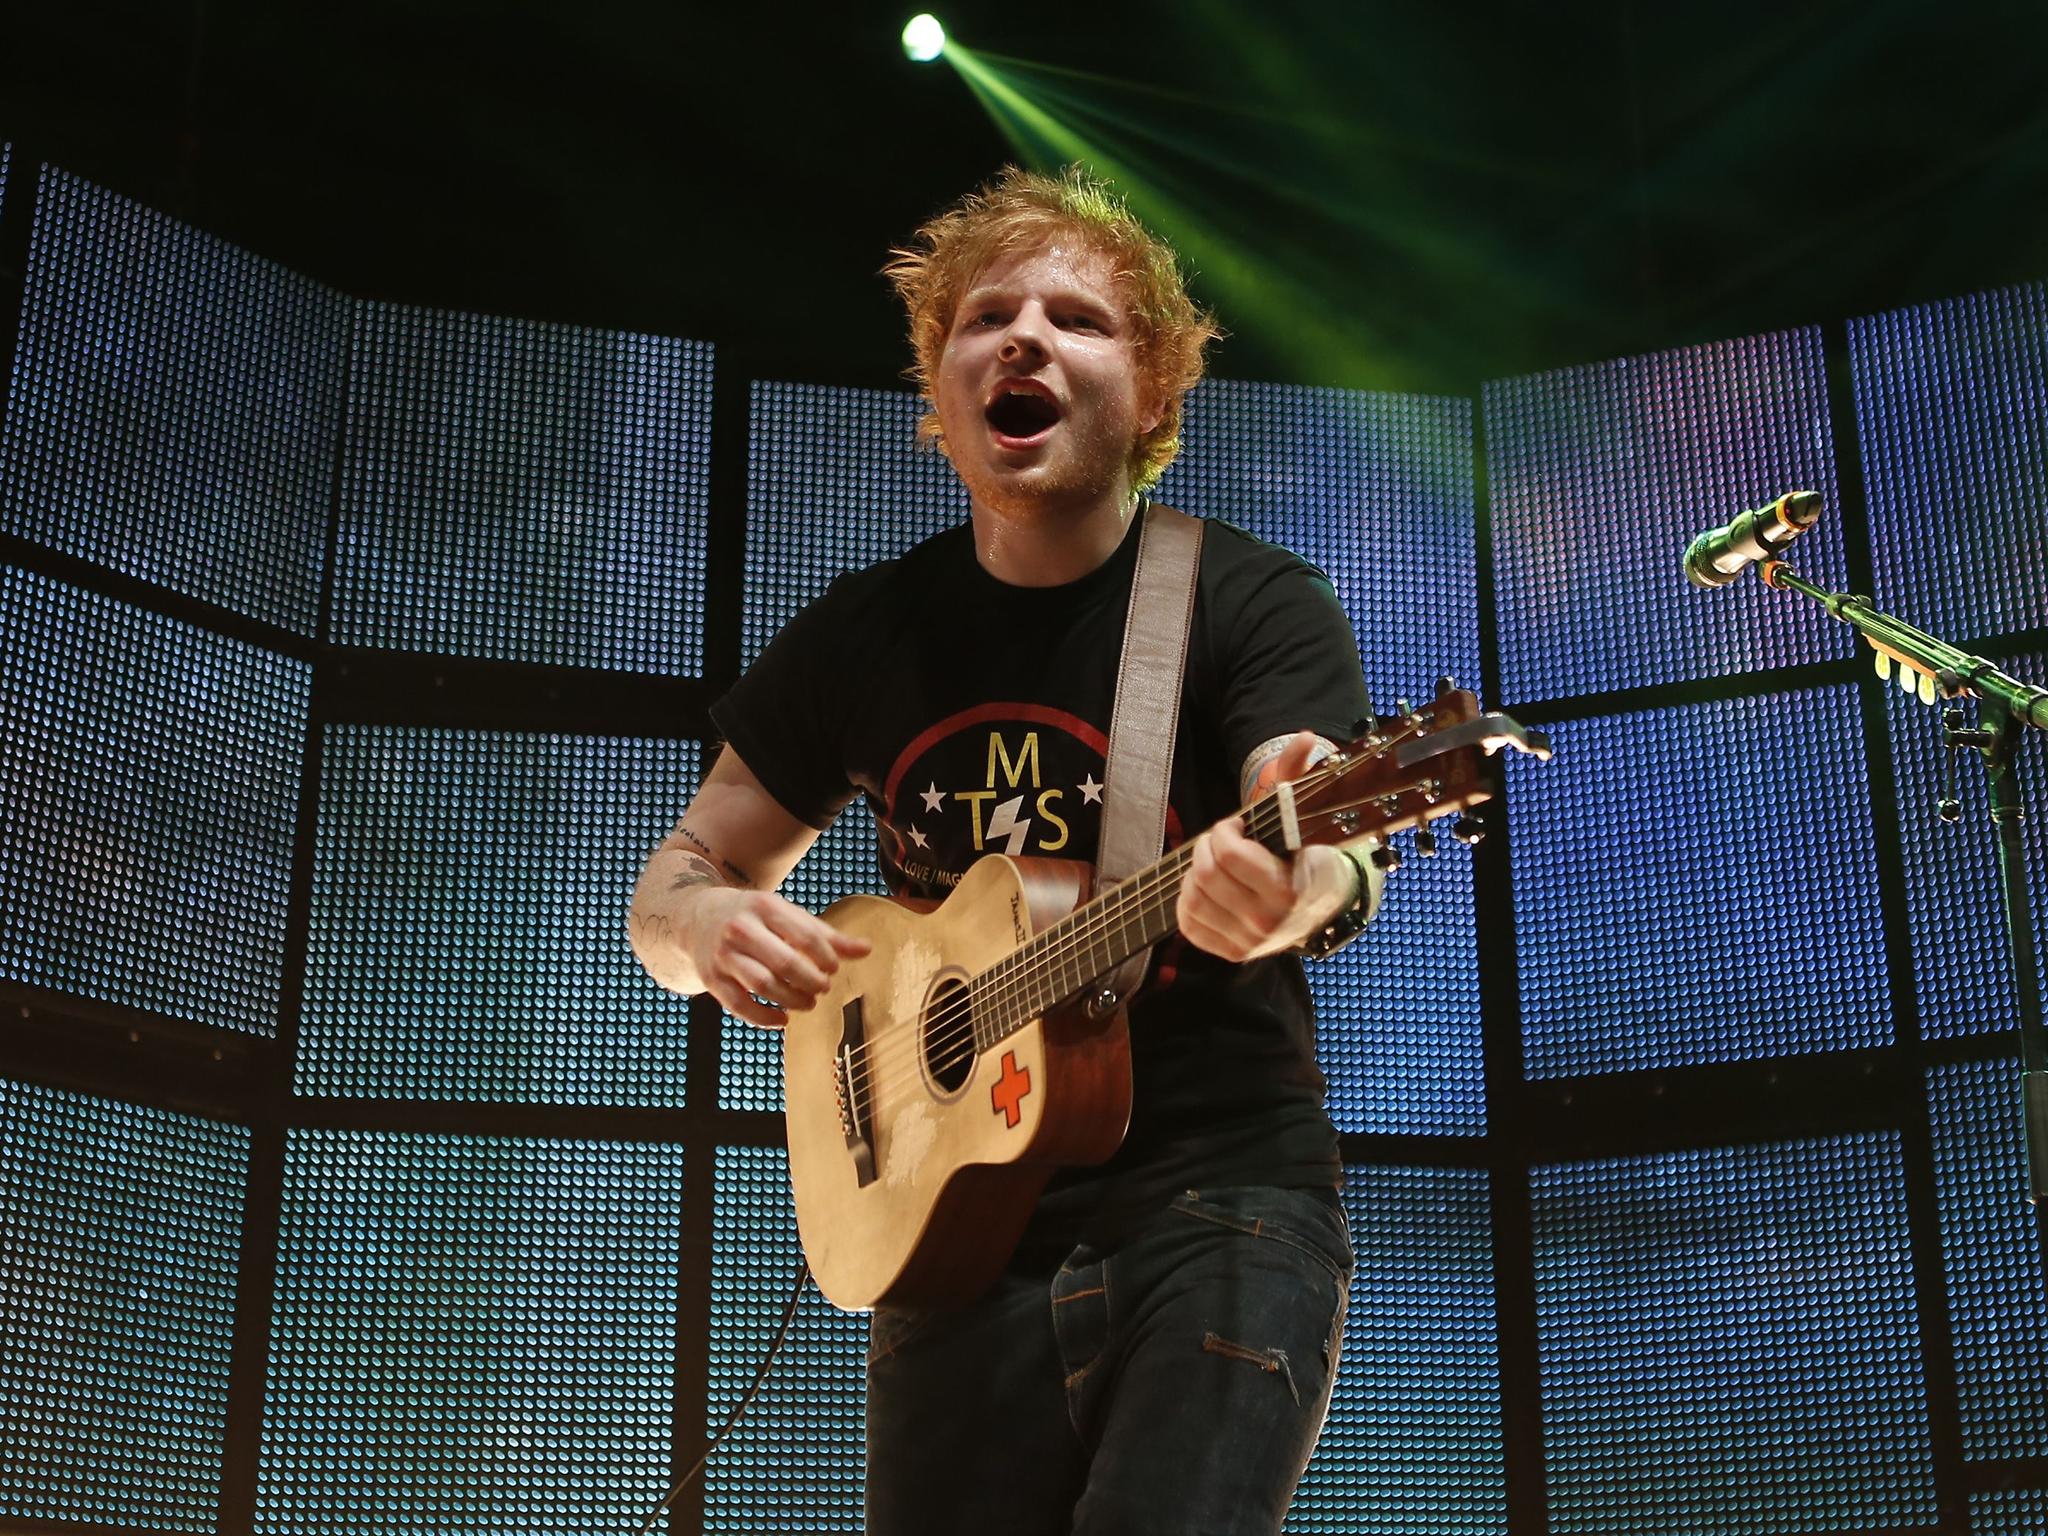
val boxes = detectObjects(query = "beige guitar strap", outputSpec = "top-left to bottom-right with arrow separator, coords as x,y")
1091,499 -> 1204,1012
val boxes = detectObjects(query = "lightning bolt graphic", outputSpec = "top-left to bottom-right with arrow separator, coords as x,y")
985,794 -> 1032,855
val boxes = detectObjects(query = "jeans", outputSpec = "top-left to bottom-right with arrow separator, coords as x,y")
865,1185 -> 1352,1536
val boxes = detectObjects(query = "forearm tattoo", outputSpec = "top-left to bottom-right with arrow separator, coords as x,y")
1238,734 -> 1339,802
675,826 -> 753,887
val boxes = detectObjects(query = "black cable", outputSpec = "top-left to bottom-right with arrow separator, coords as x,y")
635,1260 -> 813,1534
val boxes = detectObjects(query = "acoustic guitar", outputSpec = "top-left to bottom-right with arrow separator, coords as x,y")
783,683 -> 1549,1309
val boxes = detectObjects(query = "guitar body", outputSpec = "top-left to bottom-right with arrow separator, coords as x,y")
783,855 -> 1133,1311
779,687 -> 1550,1313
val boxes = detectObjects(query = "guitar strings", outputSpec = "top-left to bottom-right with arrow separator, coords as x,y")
835,769 -> 1401,1107
840,791 -> 1376,1108
842,762 -> 1310,1084
836,835 -> 1198,1109
830,723 -> 1436,1108
833,763 -> 1391,1108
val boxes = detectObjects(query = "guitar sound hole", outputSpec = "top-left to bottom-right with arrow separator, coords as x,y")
922,976 -> 974,1094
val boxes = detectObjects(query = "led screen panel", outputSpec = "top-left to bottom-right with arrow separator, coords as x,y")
1311,847 -> 1483,1135
299,727 -> 696,1104
1927,1055 -> 2048,1459
0,1078 -> 249,1531
1851,282 -> 2048,641
1882,650 -> 2048,1040
1287,1164 -> 1503,1534
1507,685 -> 1889,1077
257,1131 -> 683,1535
331,303 -> 713,672
1975,1489 -> 2048,1534
1532,1134 -> 1936,1534
0,566 -> 309,1034
706,1146 -> 865,1533
0,166 -> 347,635
1158,378 -> 1481,717
1486,329 -> 1850,702
741,381 -> 965,668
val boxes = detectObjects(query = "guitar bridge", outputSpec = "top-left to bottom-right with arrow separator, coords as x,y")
835,995 -> 877,1188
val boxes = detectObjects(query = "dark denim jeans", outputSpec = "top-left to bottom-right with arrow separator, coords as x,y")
865,1185 -> 1352,1536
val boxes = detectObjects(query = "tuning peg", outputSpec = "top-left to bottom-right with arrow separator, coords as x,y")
1414,828 -> 1439,856
1370,844 -> 1405,872
1434,676 -> 1458,698
1451,814 -> 1487,846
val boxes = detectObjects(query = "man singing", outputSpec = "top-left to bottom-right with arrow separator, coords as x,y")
630,164 -> 1383,1535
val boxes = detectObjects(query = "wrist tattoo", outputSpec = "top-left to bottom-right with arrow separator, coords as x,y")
677,826 -> 753,887
631,910 -> 678,944
669,849 -> 726,894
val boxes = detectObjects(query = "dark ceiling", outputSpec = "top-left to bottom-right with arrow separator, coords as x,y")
4,0 -> 2046,397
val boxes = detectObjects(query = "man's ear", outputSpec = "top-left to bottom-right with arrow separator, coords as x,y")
1136,386 -> 1168,438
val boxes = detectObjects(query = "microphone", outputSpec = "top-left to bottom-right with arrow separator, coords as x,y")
1683,491 -> 1825,589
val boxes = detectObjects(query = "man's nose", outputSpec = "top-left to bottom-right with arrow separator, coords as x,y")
998,304 -> 1050,361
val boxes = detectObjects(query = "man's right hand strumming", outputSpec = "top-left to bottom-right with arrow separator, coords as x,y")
628,747 -> 870,1030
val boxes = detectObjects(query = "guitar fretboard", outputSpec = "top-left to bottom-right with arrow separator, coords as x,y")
962,797 -> 1292,1049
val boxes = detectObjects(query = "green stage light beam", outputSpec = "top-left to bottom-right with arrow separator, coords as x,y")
944,41 -> 1399,390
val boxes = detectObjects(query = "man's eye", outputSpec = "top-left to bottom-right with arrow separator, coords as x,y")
1066,313 -> 1107,332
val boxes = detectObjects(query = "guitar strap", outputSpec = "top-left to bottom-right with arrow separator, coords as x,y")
1092,499 -> 1204,1012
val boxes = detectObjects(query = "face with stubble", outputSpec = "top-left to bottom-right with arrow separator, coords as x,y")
931,241 -> 1163,521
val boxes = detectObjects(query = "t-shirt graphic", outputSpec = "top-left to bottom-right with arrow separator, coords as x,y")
873,701 -> 1185,900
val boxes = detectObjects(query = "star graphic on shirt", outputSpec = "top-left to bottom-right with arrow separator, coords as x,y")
1078,773 -> 1104,805
907,825 -> 929,850
920,781 -> 946,813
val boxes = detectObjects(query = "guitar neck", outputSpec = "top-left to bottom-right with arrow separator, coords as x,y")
965,795 -> 1293,1051
954,692 -> 1541,1053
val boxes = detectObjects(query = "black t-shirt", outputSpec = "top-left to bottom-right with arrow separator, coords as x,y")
711,507 -> 1373,1253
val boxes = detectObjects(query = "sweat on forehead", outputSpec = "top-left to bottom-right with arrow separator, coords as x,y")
956,242 -> 1131,312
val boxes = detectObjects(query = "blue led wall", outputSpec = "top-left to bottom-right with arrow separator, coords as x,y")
1160,381 -> 1487,1135
330,303 -> 714,672
1486,329 -> 1851,702
1288,1164 -> 1504,1535
1531,1134 -> 1936,1534
0,566 -> 310,1035
1852,281 -> 2048,642
0,1078 -> 249,1532
0,167 -> 349,635
1507,685 -> 1889,1076
257,1131 -> 684,1535
707,1146 -> 866,1533
1975,1489 -> 2048,1534
299,727 -> 698,1105
1158,379 -> 1480,710
1927,1055 -> 2048,1459
741,381 -> 965,667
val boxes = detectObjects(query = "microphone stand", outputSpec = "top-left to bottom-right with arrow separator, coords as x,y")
1752,557 -> 2048,1290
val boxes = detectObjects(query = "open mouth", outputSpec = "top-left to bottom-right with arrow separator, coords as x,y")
984,383 -> 1062,445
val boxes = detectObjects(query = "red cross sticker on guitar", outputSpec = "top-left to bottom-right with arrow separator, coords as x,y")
991,1050 -> 1031,1129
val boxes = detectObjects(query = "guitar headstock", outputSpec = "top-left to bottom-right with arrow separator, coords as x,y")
1262,679 -> 1551,857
